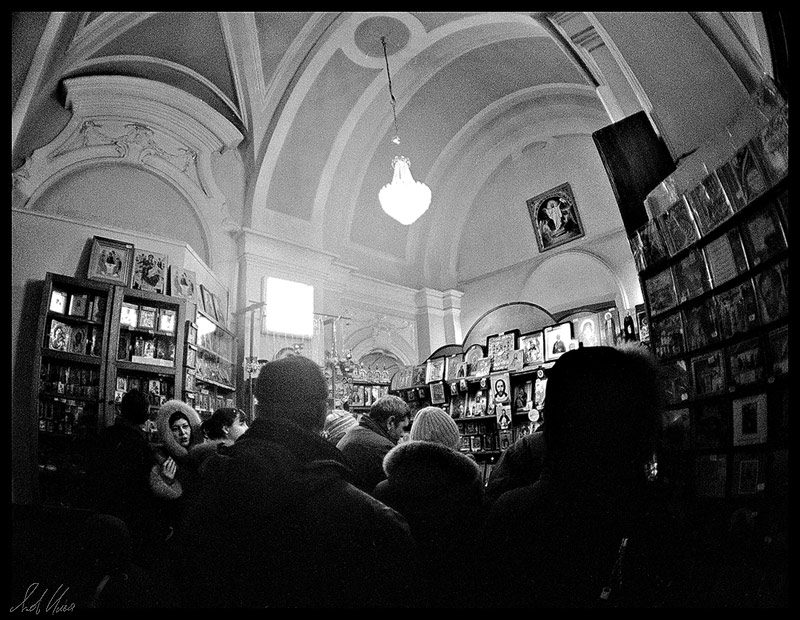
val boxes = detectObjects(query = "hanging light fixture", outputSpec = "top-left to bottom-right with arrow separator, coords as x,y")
377,36 -> 431,225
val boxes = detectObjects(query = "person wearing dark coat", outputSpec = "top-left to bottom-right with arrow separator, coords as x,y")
337,394 -> 411,494
89,389 -> 169,568
478,344 -> 694,608
171,355 -> 422,608
373,406 -> 487,607
485,424 -> 547,503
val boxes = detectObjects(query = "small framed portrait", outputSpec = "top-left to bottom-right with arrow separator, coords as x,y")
740,205 -> 787,267
519,331 -> 544,366
644,267 -> 678,317
444,353 -> 464,382
489,372 -> 511,413
425,357 -> 446,384
138,306 -> 157,330
199,284 -> 218,321
727,338 -> 764,388
116,376 -> 128,392
691,350 -> 725,398
120,302 -> 139,328
87,236 -> 135,287
464,344 -> 485,373
67,293 -> 89,318
486,331 -> 518,371
651,311 -> 685,359
49,290 -> 68,314
543,322 -> 573,362
148,379 -> 161,396
157,308 -> 177,334
169,266 -> 198,304
659,196 -> 700,255
576,316 -> 599,348
131,249 -> 168,295
69,325 -> 88,355
754,259 -> 789,324
411,364 -> 427,387
513,380 -> 532,413
732,452 -> 766,496
473,357 -> 492,377
526,182 -> 585,252
430,382 -> 447,405
732,393 -> 768,446
508,349 -> 525,372
685,172 -> 733,235
765,325 -> 788,376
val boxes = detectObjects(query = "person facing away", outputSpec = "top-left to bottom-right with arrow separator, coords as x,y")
171,355 -> 421,608
373,406 -> 487,607
484,422 -> 547,504
336,394 -> 411,494
190,407 -> 249,476
478,344 -> 693,607
89,389 -> 168,567
322,408 -> 359,446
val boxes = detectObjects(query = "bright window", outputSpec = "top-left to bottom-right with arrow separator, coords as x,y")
265,277 -> 314,337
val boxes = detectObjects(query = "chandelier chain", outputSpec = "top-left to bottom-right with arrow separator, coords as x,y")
381,36 -> 400,141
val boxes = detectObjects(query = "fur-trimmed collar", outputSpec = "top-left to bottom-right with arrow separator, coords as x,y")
382,440 -> 481,490
155,400 -> 203,459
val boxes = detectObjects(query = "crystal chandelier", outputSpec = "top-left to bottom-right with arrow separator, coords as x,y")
377,36 -> 431,225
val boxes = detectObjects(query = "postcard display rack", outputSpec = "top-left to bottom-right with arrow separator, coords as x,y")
183,309 -> 237,418
631,107 -> 788,503
34,273 -> 188,506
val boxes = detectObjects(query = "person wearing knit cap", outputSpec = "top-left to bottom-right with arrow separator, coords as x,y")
171,355 -> 421,608
408,405 -> 461,450
373,406 -> 487,607
323,409 -> 359,445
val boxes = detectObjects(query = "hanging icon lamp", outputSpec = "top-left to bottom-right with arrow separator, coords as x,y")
377,36 -> 431,225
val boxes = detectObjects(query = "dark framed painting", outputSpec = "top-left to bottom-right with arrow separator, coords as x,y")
526,182 -> 584,252
486,331 -> 518,372
87,236 -> 135,286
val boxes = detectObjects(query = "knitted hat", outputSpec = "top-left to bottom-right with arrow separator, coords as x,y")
410,406 -> 460,451
323,409 -> 358,445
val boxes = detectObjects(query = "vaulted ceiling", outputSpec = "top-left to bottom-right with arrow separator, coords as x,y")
12,12 -> 775,296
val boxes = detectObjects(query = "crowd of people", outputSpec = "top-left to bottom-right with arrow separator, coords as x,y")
82,344 -> 781,608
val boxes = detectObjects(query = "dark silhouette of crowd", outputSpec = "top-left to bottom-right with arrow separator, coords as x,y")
60,345 -> 787,608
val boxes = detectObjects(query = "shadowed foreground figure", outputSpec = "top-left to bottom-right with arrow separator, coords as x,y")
478,344 -> 694,607
171,355 -> 421,608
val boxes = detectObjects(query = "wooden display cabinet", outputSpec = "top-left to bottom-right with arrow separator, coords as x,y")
184,309 -> 237,419
34,273 -> 114,508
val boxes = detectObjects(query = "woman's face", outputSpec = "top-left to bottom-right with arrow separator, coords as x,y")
170,418 -> 191,447
227,415 -> 248,441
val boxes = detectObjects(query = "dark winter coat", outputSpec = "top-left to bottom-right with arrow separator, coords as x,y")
89,418 -> 165,553
479,465 -> 693,607
336,414 -> 396,493
373,440 -> 488,607
485,429 -> 547,503
172,416 -> 422,608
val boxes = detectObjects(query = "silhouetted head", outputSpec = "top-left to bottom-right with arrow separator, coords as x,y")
543,343 -> 664,478
254,355 -> 328,432
119,389 -> 150,425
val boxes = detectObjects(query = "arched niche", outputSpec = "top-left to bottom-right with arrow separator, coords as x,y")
463,302 -> 555,351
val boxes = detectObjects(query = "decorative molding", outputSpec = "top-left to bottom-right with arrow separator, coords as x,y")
11,75 -> 244,269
